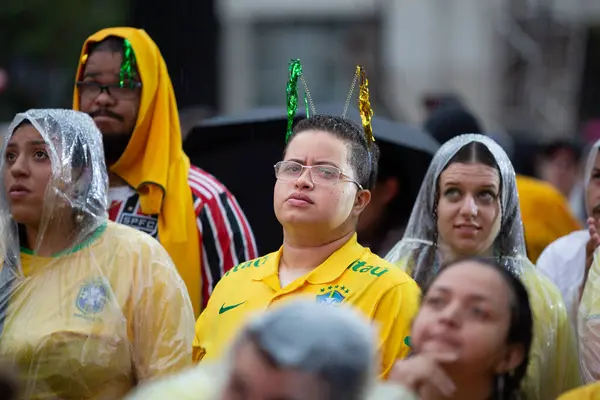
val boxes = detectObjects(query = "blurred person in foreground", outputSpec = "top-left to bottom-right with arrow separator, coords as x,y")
385,134 -> 580,398
129,300 -> 376,400
424,105 -> 581,263
378,258 -> 533,399
537,138 -> 600,323
73,27 -> 257,316
221,300 -> 376,400
194,61 -> 420,378
0,109 -> 194,399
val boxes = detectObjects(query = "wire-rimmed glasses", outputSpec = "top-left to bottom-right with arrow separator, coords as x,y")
274,160 -> 363,190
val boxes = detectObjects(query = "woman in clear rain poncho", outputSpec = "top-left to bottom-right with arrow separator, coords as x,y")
385,134 -> 581,399
578,144 -> 600,382
0,109 -> 195,399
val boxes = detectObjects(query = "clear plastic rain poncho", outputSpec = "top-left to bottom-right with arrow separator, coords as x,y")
385,134 -> 581,399
0,109 -> 195,399
578,139 -> 600,383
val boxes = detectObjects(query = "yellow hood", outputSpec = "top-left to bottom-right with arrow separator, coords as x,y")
73,27 -> 202,315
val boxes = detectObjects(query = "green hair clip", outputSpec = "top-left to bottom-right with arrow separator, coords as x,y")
119,39 -> 136,88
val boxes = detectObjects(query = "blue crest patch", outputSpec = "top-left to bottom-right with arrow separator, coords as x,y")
316,288 -> 346,305
76,280 -> 108,315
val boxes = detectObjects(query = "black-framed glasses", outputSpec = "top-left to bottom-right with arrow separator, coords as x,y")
274,160 -> 363,190
76,81 -> 142,100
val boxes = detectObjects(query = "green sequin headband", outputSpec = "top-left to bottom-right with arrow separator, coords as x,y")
285,59 -> 314,142
119,39 -> 137,88
285,59 -> 375,150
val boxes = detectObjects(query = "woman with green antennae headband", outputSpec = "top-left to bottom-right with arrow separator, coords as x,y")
193,60 -> 420,378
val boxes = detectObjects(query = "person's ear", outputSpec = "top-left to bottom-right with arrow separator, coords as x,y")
352,189 -> 371,216
494,343 -> 525,375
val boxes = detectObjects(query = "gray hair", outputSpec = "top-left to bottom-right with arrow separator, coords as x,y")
233,300 -> 376,400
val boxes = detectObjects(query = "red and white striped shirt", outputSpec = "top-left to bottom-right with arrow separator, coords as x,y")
108,165 -> 258,308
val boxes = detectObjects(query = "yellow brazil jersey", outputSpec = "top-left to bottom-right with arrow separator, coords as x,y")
193,234 -> 421,378
0,221 -> 195,400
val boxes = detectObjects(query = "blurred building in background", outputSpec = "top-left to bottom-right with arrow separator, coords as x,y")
217,0 -> 600,138
2,0 -> 600,140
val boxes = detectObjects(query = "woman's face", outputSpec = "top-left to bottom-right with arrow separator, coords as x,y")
273,130 -> 369,232
3,124 -> 53,229
411,260 -> 524,378
436,162 -> 501,258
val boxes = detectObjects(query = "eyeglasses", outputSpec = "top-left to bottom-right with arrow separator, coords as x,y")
274,160 -> 363,190
76,81 -> 142,101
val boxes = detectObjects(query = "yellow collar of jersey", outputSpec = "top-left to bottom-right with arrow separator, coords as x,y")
252,233 -> 366,284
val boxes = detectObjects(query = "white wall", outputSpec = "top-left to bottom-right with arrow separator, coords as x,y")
217,0 -> 379,114
381,0 -> 505,130
218,0 -> 505,131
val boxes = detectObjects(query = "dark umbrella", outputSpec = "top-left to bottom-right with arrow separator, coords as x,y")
184,103 -> 439,254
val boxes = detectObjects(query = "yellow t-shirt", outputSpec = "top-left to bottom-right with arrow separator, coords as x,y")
193,234 -> 421,378
0,221 -> 195,400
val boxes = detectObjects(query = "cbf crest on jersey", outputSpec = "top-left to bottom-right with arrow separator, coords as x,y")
316,285 -> 350,305
76,279 -> 109,315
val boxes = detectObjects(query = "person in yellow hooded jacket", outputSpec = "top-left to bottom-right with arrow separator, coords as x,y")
72,28 -> 258,317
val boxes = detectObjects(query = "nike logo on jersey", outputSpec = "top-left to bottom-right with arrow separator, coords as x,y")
219,301 -> 246,314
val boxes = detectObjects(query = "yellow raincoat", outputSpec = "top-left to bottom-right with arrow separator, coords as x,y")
0,110 -> 194,399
